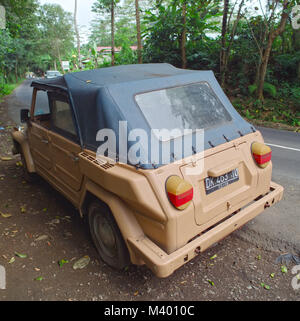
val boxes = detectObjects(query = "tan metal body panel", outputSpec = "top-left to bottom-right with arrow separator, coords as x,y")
128,182 -> 284,278
79,152 -> 166,223
79,179 -> 145,265
28,123 -> 52,170
181,137 -> 259,225
11,130 -> 36,173
48,131 -> 83,191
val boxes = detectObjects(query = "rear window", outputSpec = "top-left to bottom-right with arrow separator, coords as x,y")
135,82 -> 232,133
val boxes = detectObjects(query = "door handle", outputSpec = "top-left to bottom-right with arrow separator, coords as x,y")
41,139 -> 49,144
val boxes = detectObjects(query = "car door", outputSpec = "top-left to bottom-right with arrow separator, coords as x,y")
27,90 -> 52,171
47,92 -> 83,192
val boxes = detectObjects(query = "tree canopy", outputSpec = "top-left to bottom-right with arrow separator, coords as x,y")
0,0 -> 299,126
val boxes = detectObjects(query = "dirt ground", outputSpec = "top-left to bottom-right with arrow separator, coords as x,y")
0,92 -> 299,302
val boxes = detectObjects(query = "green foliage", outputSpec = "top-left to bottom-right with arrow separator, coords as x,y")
38,4 -> 74,71
248,84 -> 257,95
142,1 -> 221,68
233,96 -> 299,127
92,0 -> 120,13
0,0 -> 39,37
245,109 -> 254,120
279,83 -> 300,111
0,78 -> 24,98
248,83 -> 277,98
115,42 -> 137,65
263,83 -> 277,98
291,87 -> 300,101
0,0 -> 299,128
0,0 -> 75,88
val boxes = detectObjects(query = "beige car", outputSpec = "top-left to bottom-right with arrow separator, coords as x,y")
12,64 -> 284,278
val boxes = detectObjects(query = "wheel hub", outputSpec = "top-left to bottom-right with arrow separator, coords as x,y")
94,214 -> 117,258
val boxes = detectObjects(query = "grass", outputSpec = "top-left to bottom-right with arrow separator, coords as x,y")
0,79 -> 25,100
232,96 -> 300,129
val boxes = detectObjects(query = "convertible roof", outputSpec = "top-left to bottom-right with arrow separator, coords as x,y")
31,63 -> 196,90
31,75 -> 68,92
31,64 -> 255,169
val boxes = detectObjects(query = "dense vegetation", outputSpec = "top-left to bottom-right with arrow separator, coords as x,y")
0,0 -> 299,126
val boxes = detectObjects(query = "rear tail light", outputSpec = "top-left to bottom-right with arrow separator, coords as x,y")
251,142 -> 272,168
166,176 -> 193,210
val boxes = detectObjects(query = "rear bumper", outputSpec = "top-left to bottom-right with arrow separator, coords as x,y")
128,181 -> 284,278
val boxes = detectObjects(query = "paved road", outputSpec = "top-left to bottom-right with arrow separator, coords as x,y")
7,80 -> 300,253
237,126 -> 300,253
7,79 -> 37,122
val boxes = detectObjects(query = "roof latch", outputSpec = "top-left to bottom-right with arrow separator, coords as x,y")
223,135 -> 230,142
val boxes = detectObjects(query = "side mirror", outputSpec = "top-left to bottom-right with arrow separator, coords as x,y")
20,109 -> 30,123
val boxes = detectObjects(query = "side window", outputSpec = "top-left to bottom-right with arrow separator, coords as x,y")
34,90 -> 50,116
50,94 -> 78,140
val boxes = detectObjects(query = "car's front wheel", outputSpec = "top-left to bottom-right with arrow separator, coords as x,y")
88,201 -> 130,270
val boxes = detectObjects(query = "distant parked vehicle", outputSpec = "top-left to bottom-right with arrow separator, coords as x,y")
45,70 -> 62,79
25,72 -> 35,79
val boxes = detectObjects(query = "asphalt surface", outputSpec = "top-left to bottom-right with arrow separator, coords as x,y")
7,80 -> 300,253
7,79 -> 35,122
237,126 -> 300,253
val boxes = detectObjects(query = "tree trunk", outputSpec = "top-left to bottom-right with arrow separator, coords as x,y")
257,43 -> 272,100
74,0 -> 81,69
222,0 -> 244,86
254,59 -> 261,86
135,0 -> 142,64
94,56 -> 99,69
257,0 -> 290,100
293,28 -> 300,80
57,44 -> 64,74
59,57 -> 64,74
181,2 -> 187,69
220,0 -> 229,87
111,1 -> 115,66
15,58 -> 18,83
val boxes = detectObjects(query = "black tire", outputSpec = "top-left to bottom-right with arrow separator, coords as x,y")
88,201 -> 130,270
20,153 -> 37,183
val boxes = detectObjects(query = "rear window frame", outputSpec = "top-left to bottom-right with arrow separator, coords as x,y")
134,81 -> 233,142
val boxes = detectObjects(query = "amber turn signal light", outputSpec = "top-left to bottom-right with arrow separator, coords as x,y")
251,142 -> 272,168
166,176 -> 193,210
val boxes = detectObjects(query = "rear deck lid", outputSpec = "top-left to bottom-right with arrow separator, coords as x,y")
180,139 -> 258,226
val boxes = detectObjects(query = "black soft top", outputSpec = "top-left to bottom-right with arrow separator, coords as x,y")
32,63 -> 195,90
31,64 -> 255,169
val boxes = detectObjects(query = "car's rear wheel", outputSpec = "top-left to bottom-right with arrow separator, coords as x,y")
88,201 -> 130,270
20,153 -> 37,183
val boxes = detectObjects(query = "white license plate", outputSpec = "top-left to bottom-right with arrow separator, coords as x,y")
205,169 -> 239,195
